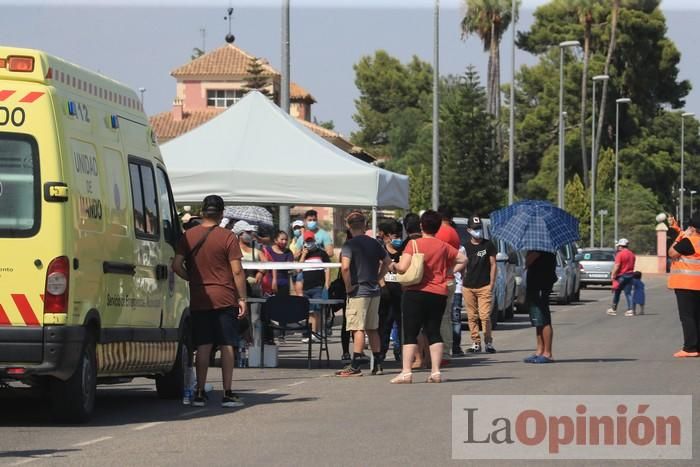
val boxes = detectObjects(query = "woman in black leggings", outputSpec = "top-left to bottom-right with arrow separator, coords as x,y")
389,210 -> 464,383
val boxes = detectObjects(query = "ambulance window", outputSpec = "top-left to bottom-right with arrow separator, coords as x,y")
156,167 -> 179,248
0,134 -> 39,237
128,160 -> 159,240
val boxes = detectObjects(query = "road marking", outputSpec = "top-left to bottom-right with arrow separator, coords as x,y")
132,421 -> 164,431
287,381 -> 305,387
180,408 -> 206,417
72,436 -> 113,447
11,459 -> 37,466
259,388 -> 278,393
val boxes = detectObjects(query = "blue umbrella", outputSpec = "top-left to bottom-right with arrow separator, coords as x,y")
489,200 -> 580,253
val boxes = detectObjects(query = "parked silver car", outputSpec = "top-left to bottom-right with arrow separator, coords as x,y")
576,248 -> 615,287
454,217 -> 518,329
550,250 -> 572,304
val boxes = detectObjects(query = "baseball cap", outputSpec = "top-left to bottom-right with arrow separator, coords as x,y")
467,215 -> 483,230
303,230 -> 315,241
201,194 -> 224,214
233,220 -> 258,236
616,238 -> 629,247
291,220 -> 304,229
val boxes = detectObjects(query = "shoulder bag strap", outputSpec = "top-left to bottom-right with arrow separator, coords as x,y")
189,225 -> 217,259
411,239 -> 419,254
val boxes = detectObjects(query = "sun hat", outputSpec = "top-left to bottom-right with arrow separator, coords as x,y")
233,220 -> 258,235
616,238 -> 629,247
291,220 -> 304,229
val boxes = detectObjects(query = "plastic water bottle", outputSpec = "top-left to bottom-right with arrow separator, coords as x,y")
242,345 -> 249,368
182,365 -> 195,405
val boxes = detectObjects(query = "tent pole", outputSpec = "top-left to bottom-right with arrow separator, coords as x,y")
372,207 -> 377,236
278,0 -> 291,232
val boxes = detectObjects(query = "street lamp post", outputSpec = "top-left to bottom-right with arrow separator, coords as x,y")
431,0 -> 440,210
680,112 -> 695,228
590,74 -> 609,248
599,209 -> 608,248
614,97 -> 631,243
508,0 -> 517,205
558,40 -> 579,209
691,190 -> 697,218
138,87 -> 146,108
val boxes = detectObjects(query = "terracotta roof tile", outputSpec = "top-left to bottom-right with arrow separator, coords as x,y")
290,82 -> 316,102
171,44 -> 279,78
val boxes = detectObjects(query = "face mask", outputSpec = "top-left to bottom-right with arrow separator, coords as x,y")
306,221 -> 317,230
469,229 -> 483,240
391,239 -> 403,248
240,232 -> 254,244
305,242 -> 318,250
293,229 -> 301,238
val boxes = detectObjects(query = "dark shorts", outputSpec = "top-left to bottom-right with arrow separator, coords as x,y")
527,290 -> 552,327
191,307 -> 240,347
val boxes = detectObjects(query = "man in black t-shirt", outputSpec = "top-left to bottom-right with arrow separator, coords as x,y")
462,215 -> 497,353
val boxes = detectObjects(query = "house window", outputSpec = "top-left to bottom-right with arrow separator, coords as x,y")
207,89 -> 244,108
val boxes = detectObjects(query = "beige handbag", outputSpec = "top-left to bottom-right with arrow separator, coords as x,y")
397,239 -> 425,286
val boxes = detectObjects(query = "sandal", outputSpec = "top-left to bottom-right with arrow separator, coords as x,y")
426,372 -> 443,383
390,372 -> 413,384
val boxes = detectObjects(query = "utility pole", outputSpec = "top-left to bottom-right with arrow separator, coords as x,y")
431,0 -> 440,210
507,0 -> 516,205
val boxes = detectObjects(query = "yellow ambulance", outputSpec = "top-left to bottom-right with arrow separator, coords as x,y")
0,46 -> 190,422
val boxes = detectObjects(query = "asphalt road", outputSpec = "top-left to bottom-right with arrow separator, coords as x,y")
1,275 -> 698,466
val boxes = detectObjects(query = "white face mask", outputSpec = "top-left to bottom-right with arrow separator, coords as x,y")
469,228 -> 483,240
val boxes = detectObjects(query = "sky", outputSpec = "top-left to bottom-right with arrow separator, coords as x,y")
0,0 -> 697,138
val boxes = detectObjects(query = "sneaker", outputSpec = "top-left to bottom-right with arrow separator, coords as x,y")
606,308 -> 617,316
371,363 -> 384,376
191,389 -> 207,407
468,343 -> 481,353
673,350 -> 700,358
356,352 -> 370,364
221,391 -> 244,408
341,352 -> 352,363
301,335 -> 321,344
624,310 -> 635,317
452,348 -> 466,357
485,343 -> 496,353
335,365 -> 362,377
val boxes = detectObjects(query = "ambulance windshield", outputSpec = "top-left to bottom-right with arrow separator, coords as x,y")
0,135 -> 38,237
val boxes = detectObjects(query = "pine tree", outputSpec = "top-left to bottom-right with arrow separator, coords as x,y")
245,57 -> 270,96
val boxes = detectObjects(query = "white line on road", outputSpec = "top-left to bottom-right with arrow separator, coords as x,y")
11,459 -> 37,466
132,421 -> 164,431
287,381 -> 305,387
72,436 -> 113,447
180,408 -> 206,417
259,388 -> 278,394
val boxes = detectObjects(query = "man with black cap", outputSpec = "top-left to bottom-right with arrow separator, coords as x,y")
462,215 -> 497,353
172,195 -> 248,408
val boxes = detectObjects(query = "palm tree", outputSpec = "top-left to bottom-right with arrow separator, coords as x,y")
461,0 -> 516,154
572,0 -> 597,189
593,0 -> 619,175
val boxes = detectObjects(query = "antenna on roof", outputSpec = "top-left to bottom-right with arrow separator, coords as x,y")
224,5 -> 235,44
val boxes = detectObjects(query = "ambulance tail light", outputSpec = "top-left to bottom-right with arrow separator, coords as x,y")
7,56 -> 35,72
44,256 -> 70,314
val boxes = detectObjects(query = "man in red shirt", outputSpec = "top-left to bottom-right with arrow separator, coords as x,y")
606,238 -> 636,317
436,206 -> 461,360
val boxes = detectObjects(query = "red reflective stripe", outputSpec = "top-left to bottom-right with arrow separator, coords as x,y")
11,294 -> 40,326
19,92 -> 44,103
0,304 -> 10,325
0,90 -> 15,101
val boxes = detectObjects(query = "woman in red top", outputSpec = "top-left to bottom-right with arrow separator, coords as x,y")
389,210 -> 463,383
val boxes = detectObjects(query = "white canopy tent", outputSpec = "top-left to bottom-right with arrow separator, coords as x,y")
160,91 -> 409,212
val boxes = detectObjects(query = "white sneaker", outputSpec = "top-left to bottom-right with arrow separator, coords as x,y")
301,335 -> 321,343
624,310 -> 635,317
606,308 -> 617,316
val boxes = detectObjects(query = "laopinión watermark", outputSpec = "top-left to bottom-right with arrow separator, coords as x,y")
452,395 -> 692,459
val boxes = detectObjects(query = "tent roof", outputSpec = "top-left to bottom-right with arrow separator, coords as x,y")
160,91 -> 408,208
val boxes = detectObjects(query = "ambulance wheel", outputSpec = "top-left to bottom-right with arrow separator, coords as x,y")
156,331 -> 190,399
50,333 -> 97,423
